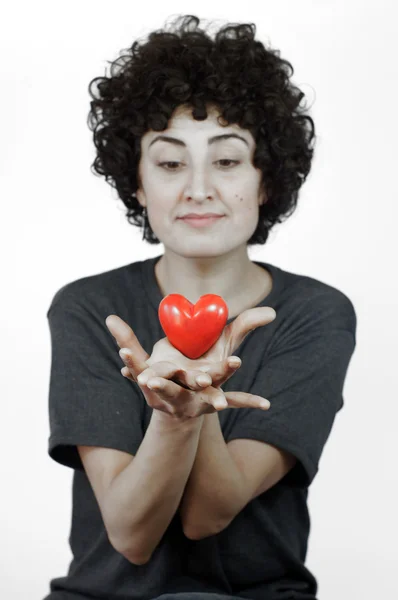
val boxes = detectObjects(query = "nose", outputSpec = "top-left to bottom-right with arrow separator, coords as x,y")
185,167 -> 214,203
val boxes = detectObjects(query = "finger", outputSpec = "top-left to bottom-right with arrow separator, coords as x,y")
119,348 -> 212,392
132,359 -> 213,392
172,369 -> 212,391
202,356 -> 242,388
226,306 -> 276,354
106,314 -> 149,367
207,386 -> 229,411
128,360 -> 201,391
224,391 -> 271,410
140,375 -> 184,399
135,374 -> 187,417
121,366 -> 134,380
140,374 -> 229,414
119,347 -> 148,380
136,361 -> 185,387
121,366 -> 145,386
129,370 -> 182,416
129,367 -> 232,416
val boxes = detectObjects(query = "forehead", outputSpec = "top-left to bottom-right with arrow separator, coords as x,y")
143,105 -> 254,147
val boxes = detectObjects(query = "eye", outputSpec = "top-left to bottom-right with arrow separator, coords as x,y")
158,160 -> 240,170
159,161 -> 181,170
217,160 -> 239,168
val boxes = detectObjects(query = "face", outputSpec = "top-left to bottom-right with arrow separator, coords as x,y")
136,104 -> 266,258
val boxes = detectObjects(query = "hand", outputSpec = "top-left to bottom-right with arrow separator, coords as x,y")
105,316 -> 238,420
120,351 -> 241,419
105,305 -> 275,418
106,315 -> 232,419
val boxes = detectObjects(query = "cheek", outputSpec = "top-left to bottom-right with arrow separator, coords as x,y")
148,205 -> 174,236
233,194 -> 257,218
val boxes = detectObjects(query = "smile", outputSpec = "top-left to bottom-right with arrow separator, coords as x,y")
178,216 -> 225,228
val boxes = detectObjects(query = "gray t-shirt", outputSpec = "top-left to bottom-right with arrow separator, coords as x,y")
43,254 -> 357,600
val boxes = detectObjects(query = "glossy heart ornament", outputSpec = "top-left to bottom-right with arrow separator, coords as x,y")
158,293 -> 229,359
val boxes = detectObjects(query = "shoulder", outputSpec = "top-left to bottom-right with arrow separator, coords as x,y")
295,274 -> 355,321
47,260 -> 142,316
267,263 -> 357,342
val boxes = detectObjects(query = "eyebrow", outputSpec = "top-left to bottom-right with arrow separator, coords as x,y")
148,133 -> 249,149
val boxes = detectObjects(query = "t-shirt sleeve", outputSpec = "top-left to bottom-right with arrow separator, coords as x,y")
46,287 -> 146,471
225,291 -> 357,488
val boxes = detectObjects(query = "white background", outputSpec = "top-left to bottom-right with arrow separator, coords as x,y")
1,1 -> 397,599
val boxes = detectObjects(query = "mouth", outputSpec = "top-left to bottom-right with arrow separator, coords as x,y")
178,215 -> 225,228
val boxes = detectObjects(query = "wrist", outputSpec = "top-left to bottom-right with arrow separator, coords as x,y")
150,408 -> 204,431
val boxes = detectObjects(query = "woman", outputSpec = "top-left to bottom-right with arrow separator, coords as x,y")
44,14 -> 357,600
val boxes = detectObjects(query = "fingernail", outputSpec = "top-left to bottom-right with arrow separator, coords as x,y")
196,375 -> 210,386
137,373 -> 148,385
228,357 -> 241,368
119,348 -> 130,358
215,397 -> 228,409
148,378 -> 162,390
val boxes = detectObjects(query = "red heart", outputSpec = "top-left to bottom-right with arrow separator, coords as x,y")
158,294 -> 229,359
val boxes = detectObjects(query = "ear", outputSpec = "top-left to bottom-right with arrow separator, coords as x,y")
258,181 -> 267,206
136,187 -> 146,208
259,190 -> 268,206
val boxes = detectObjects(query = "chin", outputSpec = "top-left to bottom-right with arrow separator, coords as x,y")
165,240 -> 237,259
154,223 -> 256,257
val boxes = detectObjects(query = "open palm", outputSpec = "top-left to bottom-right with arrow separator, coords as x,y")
106,305 -> 276,391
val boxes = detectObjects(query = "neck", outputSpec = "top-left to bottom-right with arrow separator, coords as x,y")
155,247 -> 269,316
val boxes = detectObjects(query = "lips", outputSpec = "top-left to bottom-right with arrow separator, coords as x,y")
178,215 -> 225,228
179,214 -> 224,219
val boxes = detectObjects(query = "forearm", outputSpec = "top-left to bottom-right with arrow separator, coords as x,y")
179,411 -> 245,539
106,409 -> 204,563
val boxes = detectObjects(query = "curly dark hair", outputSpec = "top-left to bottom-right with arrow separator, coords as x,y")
87,14 -> 315,245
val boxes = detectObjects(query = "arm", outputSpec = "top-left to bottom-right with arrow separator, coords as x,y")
179,302 -> 357,539
106,309 -> 293,543
105,409 -> 203,564
179,411 -> 245,540
179,410 -> 296,540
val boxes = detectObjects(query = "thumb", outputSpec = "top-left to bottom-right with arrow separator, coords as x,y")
105,314 -> 150,365
229,306 -> 276,352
